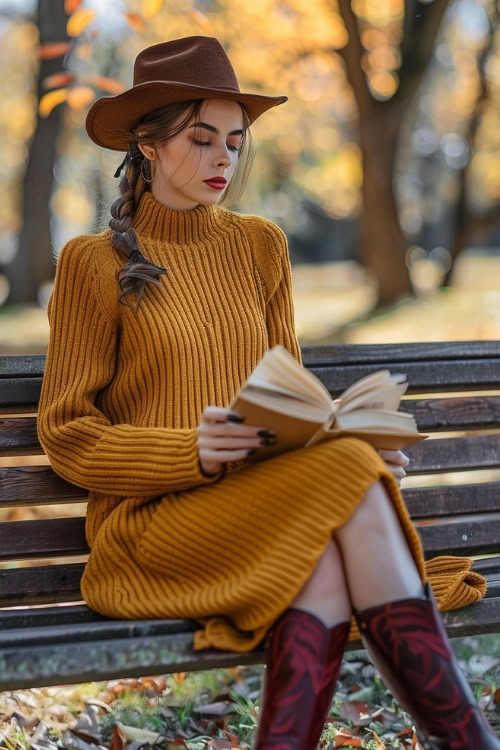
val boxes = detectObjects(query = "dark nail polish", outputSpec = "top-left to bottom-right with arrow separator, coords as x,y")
260,437 -> 277,445
247,449 -> 257,456
227,414 -> 245,422
257,430 -> 277,438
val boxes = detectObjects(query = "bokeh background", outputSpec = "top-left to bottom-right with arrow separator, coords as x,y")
0,0 -> 499,353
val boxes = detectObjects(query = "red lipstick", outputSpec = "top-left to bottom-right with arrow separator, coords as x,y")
203,177 -> 227,190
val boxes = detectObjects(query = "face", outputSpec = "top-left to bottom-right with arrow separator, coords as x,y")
139,98 -> 245,211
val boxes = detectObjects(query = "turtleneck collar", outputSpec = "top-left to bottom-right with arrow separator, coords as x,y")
131,190 -> 232,244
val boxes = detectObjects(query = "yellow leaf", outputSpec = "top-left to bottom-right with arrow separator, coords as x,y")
67,85 -> 95,111
39,88 -> 68,117
125,12 -> 145,32
142,0 -> 163,19
67,8 -> 97,37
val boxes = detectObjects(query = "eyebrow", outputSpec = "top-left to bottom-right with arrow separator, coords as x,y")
189,121 -> 244,136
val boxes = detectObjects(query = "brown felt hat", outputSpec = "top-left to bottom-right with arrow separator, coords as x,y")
85,35 -> 288,152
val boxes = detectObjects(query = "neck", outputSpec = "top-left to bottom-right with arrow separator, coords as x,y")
130,191 -> 231,244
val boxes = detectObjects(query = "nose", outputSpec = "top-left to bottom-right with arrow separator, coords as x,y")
213,147 -> 231,169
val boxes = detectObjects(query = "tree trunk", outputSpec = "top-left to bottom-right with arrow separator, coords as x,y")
6,0 -> 69,305
337,0 -> 451,309
359,108 -> 412,306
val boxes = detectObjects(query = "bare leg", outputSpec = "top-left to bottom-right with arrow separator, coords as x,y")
333,478 -> 425,610
290,538 -> 352,627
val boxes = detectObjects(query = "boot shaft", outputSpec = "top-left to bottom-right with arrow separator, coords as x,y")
354,582 -> 500,749
255,608 -> 350,750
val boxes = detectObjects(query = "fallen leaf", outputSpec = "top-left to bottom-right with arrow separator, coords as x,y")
115,722 -> 163,744
109,723 -> 127,750
334,729 -> 362,747
368,731 -> 385,748
337,700 -> 372,726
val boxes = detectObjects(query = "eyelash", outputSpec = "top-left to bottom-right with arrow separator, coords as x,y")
193,139 -> 239,153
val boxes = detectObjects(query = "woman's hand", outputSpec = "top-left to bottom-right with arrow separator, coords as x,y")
376,449 -> 410,485
197,406 -> 277,476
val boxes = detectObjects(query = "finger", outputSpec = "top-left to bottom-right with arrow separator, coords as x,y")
198,422 -> 274,440
198,434 -> 265,451
378,449 -> 410,467
200,446 -> 253,463
377,449 -> 400,462
201,406 -> 240,423
385,463 -> 406,479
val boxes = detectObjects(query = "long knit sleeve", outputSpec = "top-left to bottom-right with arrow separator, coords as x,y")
37,237 -> 224,497
259,222 -> 302,365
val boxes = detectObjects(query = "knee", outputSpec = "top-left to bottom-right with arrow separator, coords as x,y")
340,478 -> 392,534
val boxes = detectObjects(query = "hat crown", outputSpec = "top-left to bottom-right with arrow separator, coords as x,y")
133,36 -> 240,92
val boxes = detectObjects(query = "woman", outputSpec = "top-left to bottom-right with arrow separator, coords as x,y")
37,35 -> 499,749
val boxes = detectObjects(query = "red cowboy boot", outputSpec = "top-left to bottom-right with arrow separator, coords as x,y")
354,582 -> 500,749
255,608 -> 351,750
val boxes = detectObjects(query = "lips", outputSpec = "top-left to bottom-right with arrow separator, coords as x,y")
203,177 -> 227,190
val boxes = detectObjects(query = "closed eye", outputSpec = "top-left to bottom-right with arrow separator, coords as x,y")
193,139 -> 239,152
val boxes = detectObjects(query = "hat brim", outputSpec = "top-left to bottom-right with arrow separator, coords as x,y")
85,80 -> 288,151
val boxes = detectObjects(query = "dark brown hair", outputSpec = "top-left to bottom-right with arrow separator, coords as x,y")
109,99 -> 255,314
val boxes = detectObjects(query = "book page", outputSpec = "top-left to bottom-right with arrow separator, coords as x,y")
247,346 -> 334,410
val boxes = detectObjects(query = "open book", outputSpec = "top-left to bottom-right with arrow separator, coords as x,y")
229,344 -> 429,464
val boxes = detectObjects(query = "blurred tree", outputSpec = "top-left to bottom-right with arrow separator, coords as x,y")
442,1 -> 499,286
338,0 -> 450,306
6,0 -> 70,305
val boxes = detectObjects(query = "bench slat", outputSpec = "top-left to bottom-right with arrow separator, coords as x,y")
310,360 -> 500,395
301,341 -> 500,365
2,397 -> 500,458
0,465 -> 86,507
0,517 -> 87,560
403,482 -> 500,518
2,355 -> 500,409
2,342 -> 499,378
405,434 -> 500,473
2,510 -> 500,563
0,564 -> 84,606
401,396 -> 500,431
1,435 -> 499,514
0,417 -> 42,456
415,514 -> 500,557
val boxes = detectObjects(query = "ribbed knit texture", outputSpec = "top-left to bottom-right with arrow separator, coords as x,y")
37,191 -> 486,652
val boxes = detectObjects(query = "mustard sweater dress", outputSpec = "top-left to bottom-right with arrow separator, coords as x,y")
37,191 -> 486,652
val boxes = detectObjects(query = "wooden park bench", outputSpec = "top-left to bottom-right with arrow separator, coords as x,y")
1,341 -> 499,691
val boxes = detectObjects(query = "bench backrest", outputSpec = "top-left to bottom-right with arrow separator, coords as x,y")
1,341 -> 500,610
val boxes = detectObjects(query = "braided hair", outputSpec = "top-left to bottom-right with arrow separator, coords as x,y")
109,99 -> 254,315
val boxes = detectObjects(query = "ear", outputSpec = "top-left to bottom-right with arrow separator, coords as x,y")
138,143 -> 156,161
